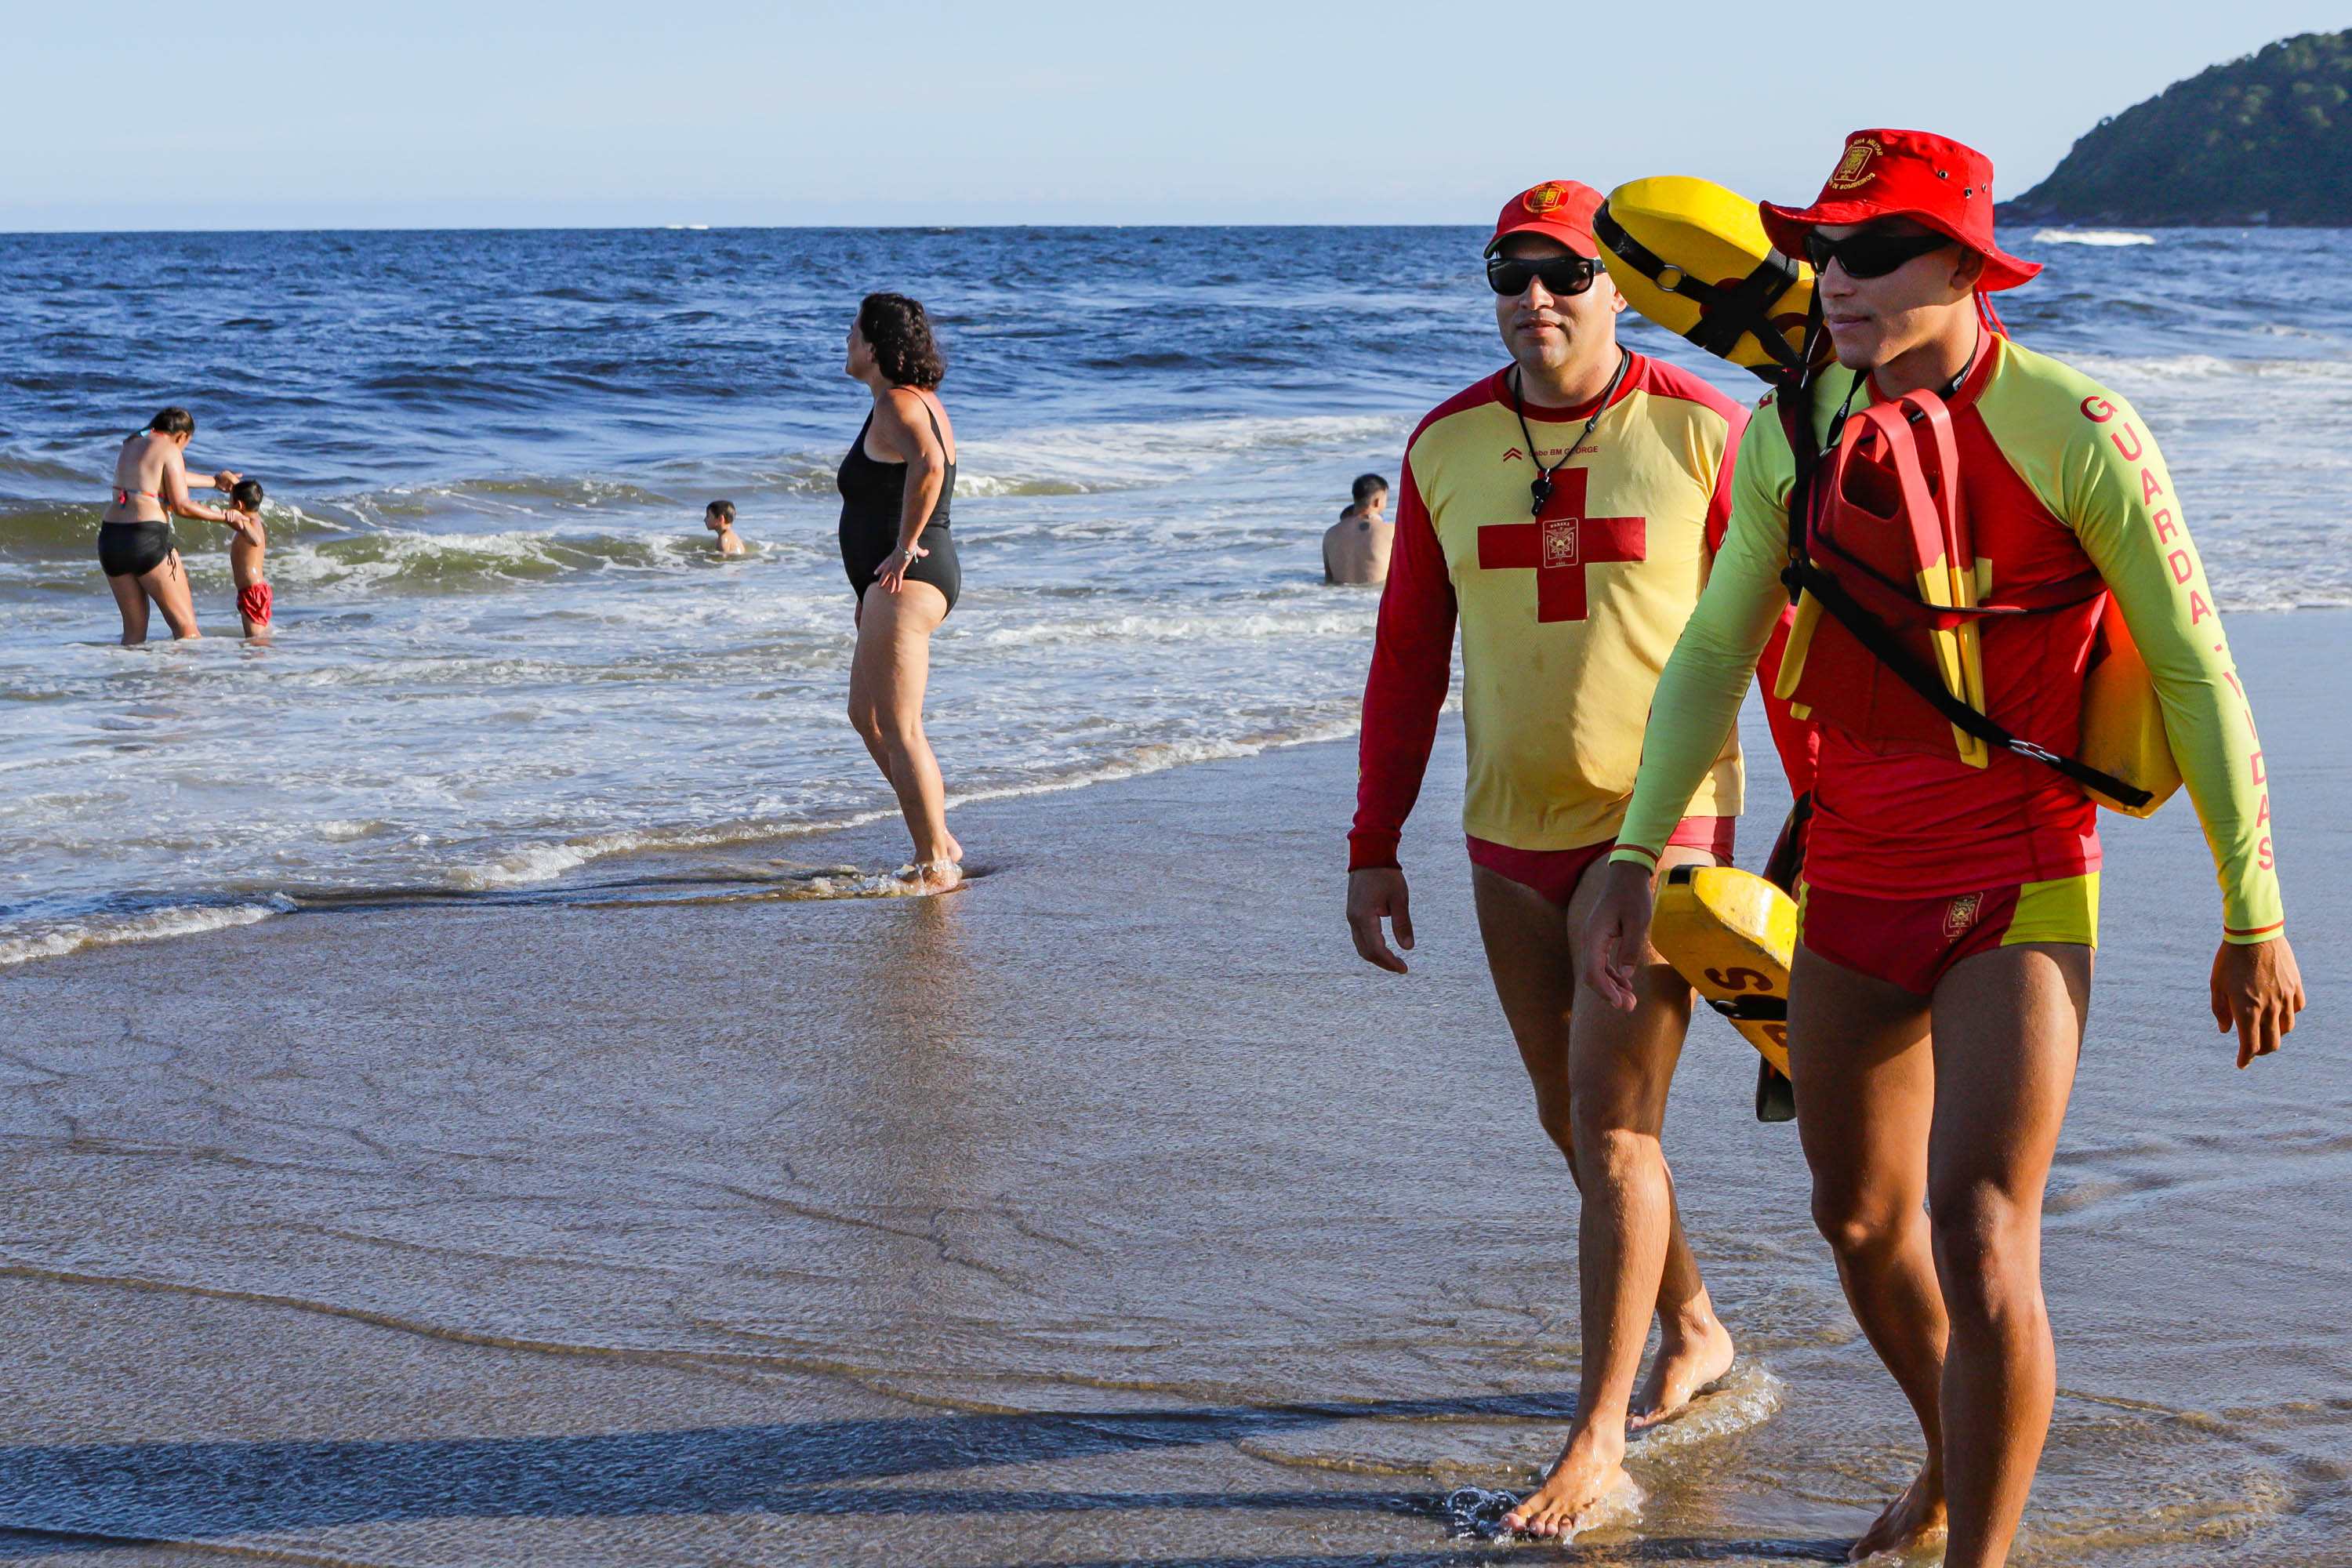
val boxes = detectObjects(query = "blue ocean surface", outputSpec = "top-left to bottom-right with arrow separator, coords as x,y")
1,224 -> 2346,960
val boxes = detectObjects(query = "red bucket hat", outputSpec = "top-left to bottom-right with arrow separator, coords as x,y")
1486,180 -> 1602,259
1759,129 -> 2041,292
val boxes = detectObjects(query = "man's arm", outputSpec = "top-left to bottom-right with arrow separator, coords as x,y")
1348,458 -> 1455,870
1345,456 -> 1454,973
1577,406 -> 1796,1008
1610,407 -> 1795,868
2060,392 -> 2302,1062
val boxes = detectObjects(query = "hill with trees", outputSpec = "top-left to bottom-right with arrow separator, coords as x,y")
2000,31 -> 2352,225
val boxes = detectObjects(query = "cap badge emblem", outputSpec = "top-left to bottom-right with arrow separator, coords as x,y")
1524,182 -> 1569,216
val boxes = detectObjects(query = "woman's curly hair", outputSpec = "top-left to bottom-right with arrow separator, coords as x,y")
858,292 -> 946,390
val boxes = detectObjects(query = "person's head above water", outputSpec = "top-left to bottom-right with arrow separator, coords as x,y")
1345,473 -> 1389,520
846,292 -> 946,390
229,478 -> 263,513
148,407 -> 195,445
705,499 -> 735,531
1759,129 -> 2042,375
1484,181 -> 1626,392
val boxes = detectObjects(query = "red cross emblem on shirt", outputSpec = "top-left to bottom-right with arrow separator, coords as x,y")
1475,466 -> 1646,622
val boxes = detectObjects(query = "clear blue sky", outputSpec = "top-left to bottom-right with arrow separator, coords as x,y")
9,2 -> 2345,230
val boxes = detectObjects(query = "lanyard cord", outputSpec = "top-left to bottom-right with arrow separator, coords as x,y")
1511,349 -> 1631,517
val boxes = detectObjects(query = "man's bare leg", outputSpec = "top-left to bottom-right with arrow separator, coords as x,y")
1788,946 -> 1949,1562
1927,942 -> 2088,1568
1485,846 -> 1733,1537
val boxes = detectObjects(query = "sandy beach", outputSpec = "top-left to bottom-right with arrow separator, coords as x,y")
0,609 -> 2344,1567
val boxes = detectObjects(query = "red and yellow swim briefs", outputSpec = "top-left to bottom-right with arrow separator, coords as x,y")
1796,872 -> 2100,995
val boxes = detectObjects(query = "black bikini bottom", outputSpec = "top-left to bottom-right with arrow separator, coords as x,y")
99,521 -> 176,579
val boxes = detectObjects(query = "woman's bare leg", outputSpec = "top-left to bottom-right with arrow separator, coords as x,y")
847,582 -> 955,881
107,573 -> 152,645
140,552 -> 201,641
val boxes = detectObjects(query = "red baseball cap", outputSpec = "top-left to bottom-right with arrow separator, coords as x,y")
1486,180 -> 1602,259
1759,129 -> 2042,292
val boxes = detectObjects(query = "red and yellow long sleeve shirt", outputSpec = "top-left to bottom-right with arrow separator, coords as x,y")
1351,354 -> 1800,868
1613,333 -> 2284,942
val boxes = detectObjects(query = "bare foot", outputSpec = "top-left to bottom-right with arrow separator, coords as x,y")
943,831 -> 964,864
895,858 -> 963,894
1500,1429 -> 1640,1540
1628,1314 -> 1736,1430
1849,1465 -> 1947,1563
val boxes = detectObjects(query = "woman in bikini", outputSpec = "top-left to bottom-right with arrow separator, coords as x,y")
837,293 -> 964,891
101,407 -> 241,644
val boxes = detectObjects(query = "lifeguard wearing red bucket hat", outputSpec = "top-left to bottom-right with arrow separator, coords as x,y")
1760,129 -> 2042,292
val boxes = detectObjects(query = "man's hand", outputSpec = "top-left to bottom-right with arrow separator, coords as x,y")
1346,866 -> 1414,974
2211,935 -> 2305,1069
1577,858 -> 1657,1012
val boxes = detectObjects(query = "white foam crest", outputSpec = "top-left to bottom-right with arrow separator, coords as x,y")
0,898 -> 293,967
956,412 -> 1410,495
2071,354 -> 2352,385
430,720 -> 1363,896
2034,229 -> 2156,246
974,608 -> 1375,648
1624,1361 -> 1784,1457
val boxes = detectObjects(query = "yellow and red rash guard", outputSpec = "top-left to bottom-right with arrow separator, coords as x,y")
1613,333 -> 2285,943
1350,354 -> 1809,869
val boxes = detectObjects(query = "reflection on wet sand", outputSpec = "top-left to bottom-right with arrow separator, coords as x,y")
0,614 -> 2343,1566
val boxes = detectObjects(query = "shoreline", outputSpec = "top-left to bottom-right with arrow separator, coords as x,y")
0,610 -> 2342,1565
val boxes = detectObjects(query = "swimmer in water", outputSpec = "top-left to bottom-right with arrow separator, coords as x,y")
222,479 -> 271,637
705,499 -> 746,556
1323,473 -> 1392,585
100,406 -> 241,644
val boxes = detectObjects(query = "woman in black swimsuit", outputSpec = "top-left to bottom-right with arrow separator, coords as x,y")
838,292 -> 964,890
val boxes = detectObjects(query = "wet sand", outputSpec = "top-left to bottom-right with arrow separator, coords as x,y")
0,611 -> 2345,1567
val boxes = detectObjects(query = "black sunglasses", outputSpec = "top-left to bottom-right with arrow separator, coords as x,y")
1485,253 -> 1602,297
1802,227 -> 1955,281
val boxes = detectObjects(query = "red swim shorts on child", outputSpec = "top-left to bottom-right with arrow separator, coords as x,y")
1796,873 -> 2100,995
1468,815 -> 1736,907
238,579 -> 272,627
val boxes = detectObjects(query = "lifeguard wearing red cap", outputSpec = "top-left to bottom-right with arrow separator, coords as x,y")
1487,180 -> 1604,259
1759,129 -> 2042,292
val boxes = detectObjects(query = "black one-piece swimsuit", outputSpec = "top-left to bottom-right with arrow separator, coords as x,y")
837,398 -> 960,612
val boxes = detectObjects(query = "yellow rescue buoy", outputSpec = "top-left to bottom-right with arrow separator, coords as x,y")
2078,605 -> 2183,817
1650,863 -> 1795,1075
1595,176 -> 1828,382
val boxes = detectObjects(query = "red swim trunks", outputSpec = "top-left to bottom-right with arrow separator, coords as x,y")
238,579 -> 272,628
1469,815 -> 1735,907
1797,873 -> 2100,995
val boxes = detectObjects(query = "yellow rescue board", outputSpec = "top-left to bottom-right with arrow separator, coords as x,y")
1651,864 -> 1795,1075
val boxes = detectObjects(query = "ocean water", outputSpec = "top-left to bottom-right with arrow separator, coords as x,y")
2,224 -> 2347,963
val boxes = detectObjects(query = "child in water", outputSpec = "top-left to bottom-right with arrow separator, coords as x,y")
705,499 -> 745,556
223,479 -> 271,637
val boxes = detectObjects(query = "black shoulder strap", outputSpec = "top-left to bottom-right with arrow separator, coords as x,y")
1594,201 -> 1808,376
1768,315 -> 2150,811
1786,557 -> 2151,809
